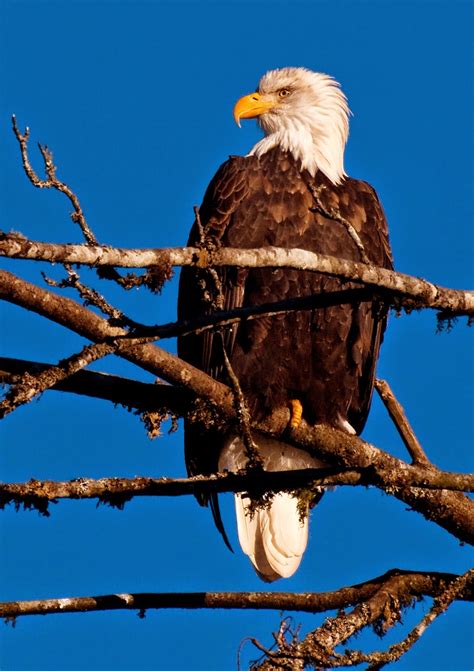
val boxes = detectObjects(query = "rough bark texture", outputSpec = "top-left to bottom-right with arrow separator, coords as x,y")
0,570 -> 471,620
1,467 -> 473,512
375,378 -> 430,465
0,269 -> 235,416
0,357 -> 191,413
252,569 -> 474,670
1,235 -> 473,314
0,343 -> 114,418
1,270 -> 473,544
290,422 -> 474,545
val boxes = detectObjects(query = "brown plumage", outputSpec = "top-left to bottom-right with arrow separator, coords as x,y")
178,68 -> 393,580
179,146 -> 392,461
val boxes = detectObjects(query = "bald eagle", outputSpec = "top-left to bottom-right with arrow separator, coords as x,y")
178,67 -> 393,581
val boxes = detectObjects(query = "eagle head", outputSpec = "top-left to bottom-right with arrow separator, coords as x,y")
233,67 -> 350,185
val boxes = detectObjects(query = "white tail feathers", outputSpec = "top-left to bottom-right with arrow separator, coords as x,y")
218,434 -> 325,582
234,491 -> 310,582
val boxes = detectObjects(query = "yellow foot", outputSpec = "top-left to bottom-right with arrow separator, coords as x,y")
288,399 -> 303,430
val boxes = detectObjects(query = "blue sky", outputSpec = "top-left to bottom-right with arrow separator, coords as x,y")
1,1 -> 473,669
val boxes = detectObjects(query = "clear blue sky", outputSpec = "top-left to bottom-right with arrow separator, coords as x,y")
1,1 -> 473,669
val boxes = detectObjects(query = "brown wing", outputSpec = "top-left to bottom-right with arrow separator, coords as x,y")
178,157 -> 252,385
309,176 -> 394,434
178,156 -> 258,550
345,180 -> 393,432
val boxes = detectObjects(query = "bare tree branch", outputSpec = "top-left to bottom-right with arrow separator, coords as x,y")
0,343 -> 114,418
1,233 -> 473,316
0,268 -> 236,414
308,183 -> 371,264
35,254 -> 384,347
126,289 -> 377,339
0,269 -> 473,544
0,358 -> 448,481
0,569 -> 471,621
42,265 -> 133,325
375,379 -> 430,466
1,466 -> 473,516
347,568 -> 474,669
289,421 -> 474,546
0,356 -> 189,413
11,119 -> 165,290
220,334 -> 263,469
11,117 -> 96,245
251,568 -> 474,670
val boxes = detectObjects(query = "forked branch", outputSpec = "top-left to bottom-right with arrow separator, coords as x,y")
0,569 -> 471,621
0,356 -> 191,414
0,269 -> 473,544
0,343 -> 115,418
11,116 -> 96,244
250,568 -> 474,670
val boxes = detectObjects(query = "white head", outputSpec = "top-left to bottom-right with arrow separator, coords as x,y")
233,67 -> 350,185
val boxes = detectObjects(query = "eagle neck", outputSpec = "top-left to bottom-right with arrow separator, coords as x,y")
247,114 -> 347,186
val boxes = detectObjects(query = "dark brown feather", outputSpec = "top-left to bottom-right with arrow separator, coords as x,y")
178,147 -> 393,501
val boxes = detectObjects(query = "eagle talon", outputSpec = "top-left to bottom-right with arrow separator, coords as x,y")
288,399 -> 303,430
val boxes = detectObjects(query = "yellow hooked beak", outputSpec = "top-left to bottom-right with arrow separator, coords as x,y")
233,92 -> 275,127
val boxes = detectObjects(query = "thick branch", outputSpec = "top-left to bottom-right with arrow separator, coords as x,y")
290,421 -> 474,545
0,570 -> 471,620
1,235 -> 473,315
0,269 -> 236,416
0,270 -> 473,544
0,359 -> 465,499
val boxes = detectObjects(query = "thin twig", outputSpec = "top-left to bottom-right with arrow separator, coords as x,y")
193,205 -> 205,244
11,116 -> 96,244
192,204 -> 226,310
220,334 -> 263,470
125,288 -> 376,339
308,183 -> 371,264
43,265 -> 138,328
11,120 -> 163,291
375,378 -> 430,466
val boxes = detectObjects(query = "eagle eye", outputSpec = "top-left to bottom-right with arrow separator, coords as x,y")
278,88 -> 291,98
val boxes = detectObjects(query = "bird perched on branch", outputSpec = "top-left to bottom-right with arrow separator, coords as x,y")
178,67 -> 393,581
